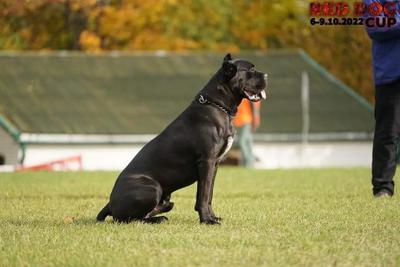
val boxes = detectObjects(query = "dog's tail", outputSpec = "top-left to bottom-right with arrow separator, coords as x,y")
96,202 -> 111,222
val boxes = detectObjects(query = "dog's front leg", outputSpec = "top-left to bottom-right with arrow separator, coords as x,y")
195,159 -> 220,225
208,164 -> 222,222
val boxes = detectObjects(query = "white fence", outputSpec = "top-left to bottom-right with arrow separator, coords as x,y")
19,141 -> 372,171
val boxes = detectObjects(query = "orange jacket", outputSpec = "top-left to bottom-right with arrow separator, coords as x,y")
233,99 -> 261,128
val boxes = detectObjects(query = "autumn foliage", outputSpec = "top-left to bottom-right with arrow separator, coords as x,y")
0,0 -> 373,102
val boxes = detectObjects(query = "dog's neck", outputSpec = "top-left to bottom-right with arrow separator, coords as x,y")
197,70 -> 243,117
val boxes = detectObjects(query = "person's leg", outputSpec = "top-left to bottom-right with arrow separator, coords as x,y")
237,124 -> 254,167
372,79 -> 400,196
236,126 -> 246,166
244,124 -> 254,167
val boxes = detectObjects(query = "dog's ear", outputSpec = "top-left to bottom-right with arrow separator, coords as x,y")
223,53 -> 232,62
222,60 -> 237,80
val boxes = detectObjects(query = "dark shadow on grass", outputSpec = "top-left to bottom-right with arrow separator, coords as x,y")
1,213 -> 200,227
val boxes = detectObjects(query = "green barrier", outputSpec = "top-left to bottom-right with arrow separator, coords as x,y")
0,114 -> 24,164
0,51 -> 374,135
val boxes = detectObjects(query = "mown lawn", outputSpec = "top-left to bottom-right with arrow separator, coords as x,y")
0,168 -> 399,267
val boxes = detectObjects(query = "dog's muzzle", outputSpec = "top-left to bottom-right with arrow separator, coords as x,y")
246,73 -> 268,101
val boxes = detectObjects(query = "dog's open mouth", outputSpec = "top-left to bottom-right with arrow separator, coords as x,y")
244,89 -> 267,102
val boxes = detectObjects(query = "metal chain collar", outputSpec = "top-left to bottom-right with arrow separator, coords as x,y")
198,94 -> 234,118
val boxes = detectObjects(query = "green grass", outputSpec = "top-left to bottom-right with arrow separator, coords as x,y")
0,168 -> 399,267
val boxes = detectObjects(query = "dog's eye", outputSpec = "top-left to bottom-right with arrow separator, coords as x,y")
249,67 -> 255,72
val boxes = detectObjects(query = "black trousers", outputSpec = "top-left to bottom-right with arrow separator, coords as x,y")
372,79 -> 400,195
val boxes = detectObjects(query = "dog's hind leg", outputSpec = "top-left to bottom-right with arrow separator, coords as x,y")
145,194 -> 174,218
96,202 -> 111,222
111,176 -> 165,223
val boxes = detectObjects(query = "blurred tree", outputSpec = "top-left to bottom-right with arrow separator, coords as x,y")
0,0 -> 373,102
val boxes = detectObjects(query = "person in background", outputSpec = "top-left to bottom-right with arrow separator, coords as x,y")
364,0 -> 400,197
233,99 -> 261,168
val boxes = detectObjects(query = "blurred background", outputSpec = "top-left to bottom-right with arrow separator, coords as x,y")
0,0 -> 376,171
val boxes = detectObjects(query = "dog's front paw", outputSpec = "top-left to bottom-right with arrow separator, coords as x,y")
200,218 -> 221,225
210,211 -> 222,222
212,216 -> 223,222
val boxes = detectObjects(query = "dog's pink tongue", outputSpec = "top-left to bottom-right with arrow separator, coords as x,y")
261,90 -> 266,100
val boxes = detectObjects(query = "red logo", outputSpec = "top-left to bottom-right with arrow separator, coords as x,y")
310,1 -> 398,17
309,1 -> 398,27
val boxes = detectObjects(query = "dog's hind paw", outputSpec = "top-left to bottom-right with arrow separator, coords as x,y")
142,216 -> 168,224
160,201 -> 174,213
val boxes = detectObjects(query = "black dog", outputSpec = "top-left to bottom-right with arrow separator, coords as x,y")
97,54 -> 268,224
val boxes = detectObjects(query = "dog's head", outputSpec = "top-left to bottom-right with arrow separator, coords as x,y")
221,53 -> 268,102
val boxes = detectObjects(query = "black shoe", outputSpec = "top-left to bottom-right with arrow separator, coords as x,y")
374,189 -> 393,198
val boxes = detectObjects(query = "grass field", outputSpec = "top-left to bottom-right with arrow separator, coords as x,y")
0,168 -> 399,267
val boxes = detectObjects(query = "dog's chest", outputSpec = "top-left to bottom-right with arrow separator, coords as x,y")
218,136 -> 234,160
